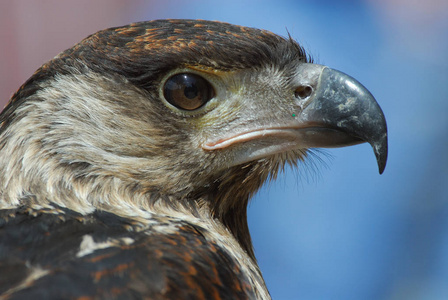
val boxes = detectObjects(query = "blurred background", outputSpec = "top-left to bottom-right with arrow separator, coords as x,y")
1,1 -> 447,299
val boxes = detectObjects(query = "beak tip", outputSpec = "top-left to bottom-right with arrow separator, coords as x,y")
372,134 -> 388,174
378,161 -> 386,175
377,157 -> 387,175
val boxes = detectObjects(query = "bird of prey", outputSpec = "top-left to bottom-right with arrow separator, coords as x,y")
0,20 -> 387,299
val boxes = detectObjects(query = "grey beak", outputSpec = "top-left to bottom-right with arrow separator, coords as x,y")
298,66 -> 388,174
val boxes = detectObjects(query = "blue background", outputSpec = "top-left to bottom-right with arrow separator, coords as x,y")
145,2 -> 448,299
1,1 -> 447,299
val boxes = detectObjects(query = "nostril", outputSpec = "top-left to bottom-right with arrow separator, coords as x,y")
294,85 -> 313,99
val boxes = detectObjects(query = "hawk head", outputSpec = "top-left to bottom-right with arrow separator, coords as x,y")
0,20 -> 387,258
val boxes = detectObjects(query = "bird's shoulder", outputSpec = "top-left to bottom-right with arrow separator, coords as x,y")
0,205 -> 257,300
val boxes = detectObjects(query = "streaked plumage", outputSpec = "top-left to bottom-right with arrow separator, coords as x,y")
0,20 -> 387,299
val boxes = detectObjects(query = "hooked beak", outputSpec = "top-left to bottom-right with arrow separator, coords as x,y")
203,64 -> 388,174
297,65 -> 388,173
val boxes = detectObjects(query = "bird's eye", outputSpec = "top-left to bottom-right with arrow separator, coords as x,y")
163,73 -> 215,111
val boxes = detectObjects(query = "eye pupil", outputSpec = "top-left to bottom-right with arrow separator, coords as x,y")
163,73 -> 214,111
184,85 -> 198,99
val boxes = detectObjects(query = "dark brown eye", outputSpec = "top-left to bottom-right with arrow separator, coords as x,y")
163,73 -> 215,111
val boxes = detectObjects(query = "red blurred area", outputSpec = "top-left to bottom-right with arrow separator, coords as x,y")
0,0 -> 151,108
